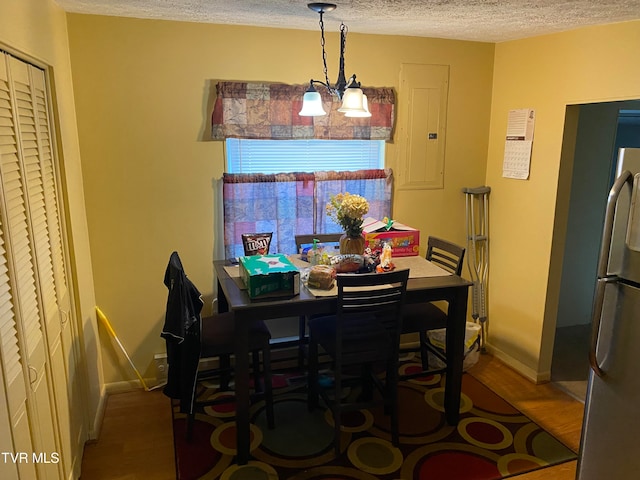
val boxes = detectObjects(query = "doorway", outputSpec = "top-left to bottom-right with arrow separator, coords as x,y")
551,100 -> 640,401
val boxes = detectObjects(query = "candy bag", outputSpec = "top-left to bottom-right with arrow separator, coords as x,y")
241,232 -> 272,256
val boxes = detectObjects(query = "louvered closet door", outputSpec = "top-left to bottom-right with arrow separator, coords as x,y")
0,183 -> 34,480
0,54 -> 39,480
11,56 -> 81,479
1,53 -> 61,480
0,364 -> 20,479
33,60 -> 82,478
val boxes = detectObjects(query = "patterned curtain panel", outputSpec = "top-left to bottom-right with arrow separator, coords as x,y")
222,169 -> 393,259
211,82 -> 395,141
315,169 -> 393,234
223,172 -> 315,259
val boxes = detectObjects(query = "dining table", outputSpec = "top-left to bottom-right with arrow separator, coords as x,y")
213,255 -> 472,465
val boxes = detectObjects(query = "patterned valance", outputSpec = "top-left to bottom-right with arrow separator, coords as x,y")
211,82 -> 395,142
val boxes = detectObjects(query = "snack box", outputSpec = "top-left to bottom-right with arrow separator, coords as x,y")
239,254 -> 300,299
362,217 -> 420,257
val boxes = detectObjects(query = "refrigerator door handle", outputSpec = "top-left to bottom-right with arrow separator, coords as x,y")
589,276 -> 618,377
596,170 -> 634,277
590,170 -> 634,378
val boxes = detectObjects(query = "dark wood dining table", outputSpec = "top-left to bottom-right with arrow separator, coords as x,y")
213,257 -> 472,465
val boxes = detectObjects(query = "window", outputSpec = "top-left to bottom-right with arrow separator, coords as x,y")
226,138 -> 385,174
221,138 -> 391,259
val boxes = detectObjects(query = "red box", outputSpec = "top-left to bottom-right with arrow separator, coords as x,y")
362,217 -> 420,257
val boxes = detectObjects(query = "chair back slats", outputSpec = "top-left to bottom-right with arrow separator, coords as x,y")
335,270 -> 409,365
342,291 -> 404,310
426,236 -> 465,275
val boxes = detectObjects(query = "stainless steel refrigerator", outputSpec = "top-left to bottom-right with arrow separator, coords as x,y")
577,147 -> 640,479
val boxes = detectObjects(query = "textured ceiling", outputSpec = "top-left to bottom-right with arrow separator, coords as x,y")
54,0 -> 640,42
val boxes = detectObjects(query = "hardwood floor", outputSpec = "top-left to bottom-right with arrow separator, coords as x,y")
469,354 -> 584,479
80,353 -> 584,479
79,386 -> 175,479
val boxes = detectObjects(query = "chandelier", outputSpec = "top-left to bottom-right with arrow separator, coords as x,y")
299,2 -> 371,118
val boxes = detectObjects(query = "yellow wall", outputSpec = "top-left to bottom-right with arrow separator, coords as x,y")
8,3 -> 638,391
0,0 -> 102,431
486,21 -> 640,380
6,3 -> 637,393
65,14 -> 494,385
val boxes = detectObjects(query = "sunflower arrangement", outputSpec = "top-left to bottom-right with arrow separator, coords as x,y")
326,192 -> 370,237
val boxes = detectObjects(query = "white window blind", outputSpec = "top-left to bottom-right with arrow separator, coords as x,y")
226,138 -> 385,174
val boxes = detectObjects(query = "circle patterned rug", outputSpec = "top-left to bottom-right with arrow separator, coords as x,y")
172,368 -> 576,480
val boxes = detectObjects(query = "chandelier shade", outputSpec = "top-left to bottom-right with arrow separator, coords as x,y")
299,85 -> 327,116
338,87 -> 371,117
344,94 -> 372,118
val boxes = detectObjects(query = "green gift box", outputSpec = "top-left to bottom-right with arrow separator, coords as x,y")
239,254 -> 300,299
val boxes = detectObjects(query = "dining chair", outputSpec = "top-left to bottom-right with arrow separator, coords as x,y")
187,312 -> 275,439
307,269 -> 409,455
293,233 -> 343,368
161,251 -> 274,441
399,236 -> 466,380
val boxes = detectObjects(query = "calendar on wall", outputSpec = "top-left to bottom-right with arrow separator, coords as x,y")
502,108 -> 535,179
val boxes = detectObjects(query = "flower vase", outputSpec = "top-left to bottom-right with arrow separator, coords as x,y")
339,233 -> 365,255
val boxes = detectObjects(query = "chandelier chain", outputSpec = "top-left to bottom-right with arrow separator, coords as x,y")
319,11 -> 333,94
337,22 -> 347,92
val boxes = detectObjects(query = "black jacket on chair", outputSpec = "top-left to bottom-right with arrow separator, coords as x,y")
161,251 -> 203,413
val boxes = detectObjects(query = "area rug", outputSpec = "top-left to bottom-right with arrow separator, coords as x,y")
172,365 -> 576,480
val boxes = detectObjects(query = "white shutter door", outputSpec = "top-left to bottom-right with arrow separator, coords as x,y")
16,62 -> 60,344
0,204 -> 33,480
0,366 -> 19,480
34,64 -> 69,315
4,54 -> 60,480
34,73 -> 76,384
3,55 -> 45,369
0,53 -> 37,480
27,62 -> 78,478
36,69 -> 85,476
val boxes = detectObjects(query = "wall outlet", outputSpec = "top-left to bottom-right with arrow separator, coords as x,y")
154,353 -> 168,382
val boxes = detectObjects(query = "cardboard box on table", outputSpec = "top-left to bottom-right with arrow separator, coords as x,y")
239,254 -> 300,299
362,217 -> 420,257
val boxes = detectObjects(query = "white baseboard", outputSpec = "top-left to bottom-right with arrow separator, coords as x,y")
88,383 -> 107,440
104,378 -> 161,394
485,342 -> 551,384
